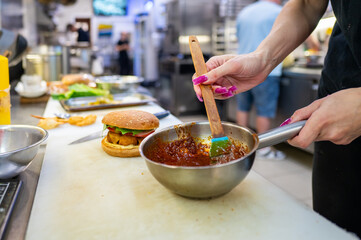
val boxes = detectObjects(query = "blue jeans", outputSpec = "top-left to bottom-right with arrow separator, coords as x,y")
236,76 -> 281,118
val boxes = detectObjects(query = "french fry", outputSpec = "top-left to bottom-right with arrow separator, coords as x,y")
68,116 -> 84,125
31,115 -> 46,119
69,114 -> 97,126
37,118 -> 66,130
31,114 -> 97,129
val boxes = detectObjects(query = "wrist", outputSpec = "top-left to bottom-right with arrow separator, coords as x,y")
253,48 -> 277,75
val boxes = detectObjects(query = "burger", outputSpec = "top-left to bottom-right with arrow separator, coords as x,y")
101,110 -> 159,157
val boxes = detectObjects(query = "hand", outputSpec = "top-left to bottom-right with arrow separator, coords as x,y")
192,52 -> 272,100
287,87 -> 361,148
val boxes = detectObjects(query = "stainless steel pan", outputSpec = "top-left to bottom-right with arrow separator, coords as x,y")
140,121 -> 305,199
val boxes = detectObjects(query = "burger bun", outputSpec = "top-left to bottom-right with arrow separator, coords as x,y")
101,137 -> 140,158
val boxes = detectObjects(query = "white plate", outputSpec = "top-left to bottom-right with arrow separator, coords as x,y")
15,81 -> 48,98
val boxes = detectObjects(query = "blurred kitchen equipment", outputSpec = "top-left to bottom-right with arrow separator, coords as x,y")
54,112 -> 71,119
140,121 -> 305,199
15,78 -> 47,98
0,29 -> 28,68
95,75 -> 144,93
61,45 -> 71,75
304,50 -> 323,68
23,45 -> 64,82
20,74 -> 42,91
134,12 -> 159,83
91,55 -> 104,75
163,0 -> 215,56
0,125 -> 48,179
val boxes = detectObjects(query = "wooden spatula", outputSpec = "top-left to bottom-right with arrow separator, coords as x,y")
189,36 -> 230,157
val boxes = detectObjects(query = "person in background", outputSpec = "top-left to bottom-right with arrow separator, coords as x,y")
116,32 -> 131,75
192,0 -> 361,237
66,23 -> 90,43
236,0 -> 284,159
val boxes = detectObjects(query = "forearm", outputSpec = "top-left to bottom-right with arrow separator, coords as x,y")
256,0 -> 328,72
116,45 -> 128,51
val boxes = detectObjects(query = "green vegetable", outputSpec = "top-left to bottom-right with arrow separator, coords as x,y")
104,124 -> 147,135
52,84 -> 109,100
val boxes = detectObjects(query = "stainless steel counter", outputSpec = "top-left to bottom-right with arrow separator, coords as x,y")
282,66 -> 322,79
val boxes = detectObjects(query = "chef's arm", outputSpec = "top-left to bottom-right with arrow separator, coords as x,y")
256,0 -> 328,72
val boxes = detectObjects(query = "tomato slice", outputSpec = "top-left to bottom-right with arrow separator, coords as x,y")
134,130 -> 155,138
107,127 -> 116,132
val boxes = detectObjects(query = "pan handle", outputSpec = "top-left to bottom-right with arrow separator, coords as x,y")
257,120 -> 306,149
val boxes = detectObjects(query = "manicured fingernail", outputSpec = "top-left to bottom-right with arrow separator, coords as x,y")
222,92 -> 234,98
192,75 -> 208,85
215,87 -> 228,94
196,94 -> 203,102
280,118 -> 291,126
228,86 -> 237,93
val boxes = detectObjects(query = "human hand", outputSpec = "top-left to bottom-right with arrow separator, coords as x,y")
192,52 -> 271,101
286,88 -> 361,148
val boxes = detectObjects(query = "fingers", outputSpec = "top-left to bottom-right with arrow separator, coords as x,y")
192,61 -> 232,86
192,75 -> 237,101
192,55 -> 238,101
193,84 -> 237,101
286,99 -> 325,148
289,98 -> 323,123
287,117 -> 322,148
213,85 -> 237,99
193,84 -> 203,102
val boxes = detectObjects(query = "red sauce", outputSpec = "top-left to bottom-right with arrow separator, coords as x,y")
145,136 -> 249,167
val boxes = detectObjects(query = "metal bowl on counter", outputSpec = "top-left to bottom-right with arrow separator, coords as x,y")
95,75 -> 144,93
0,125 -> 48,179
140,121 -> 305,199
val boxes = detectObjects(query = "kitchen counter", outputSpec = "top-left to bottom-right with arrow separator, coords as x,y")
282,66 -> 322,80
20,98 -> 358,239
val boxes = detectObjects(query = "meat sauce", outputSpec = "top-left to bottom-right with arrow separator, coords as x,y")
145,136 -> 249,167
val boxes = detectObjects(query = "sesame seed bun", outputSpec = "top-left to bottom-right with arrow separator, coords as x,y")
102,110 -> 159,130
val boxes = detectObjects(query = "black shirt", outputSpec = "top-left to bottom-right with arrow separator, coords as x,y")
117,40 -> 129,60
313,1 -> 361,237
77,28 -> 89,42
319,0 -> 361,97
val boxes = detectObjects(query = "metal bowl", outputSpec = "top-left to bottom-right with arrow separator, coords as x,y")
95,75 -> 144,93
0,125 -> 48,179
140,121 -> 305,199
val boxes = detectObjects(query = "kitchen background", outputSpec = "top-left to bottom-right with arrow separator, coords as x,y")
1,0 -> 336,208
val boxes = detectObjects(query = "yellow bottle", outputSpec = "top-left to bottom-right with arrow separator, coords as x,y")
0,55 -> 11,125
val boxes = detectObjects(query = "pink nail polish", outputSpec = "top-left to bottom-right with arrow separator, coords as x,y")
228,86 -> 237,93
196,94 -> 203,102
280,118 -> 291,126
221,92 -> 234,98
215,87 -> 228,94
192,75 -> 208,85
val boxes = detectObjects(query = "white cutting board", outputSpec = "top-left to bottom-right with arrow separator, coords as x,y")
26,99 -> 358,240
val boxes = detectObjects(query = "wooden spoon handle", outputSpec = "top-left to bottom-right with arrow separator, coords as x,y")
189,36 -> 225,138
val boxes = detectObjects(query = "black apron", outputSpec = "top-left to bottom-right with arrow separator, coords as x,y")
118,40 -> 131,75
314,0 -> 361,237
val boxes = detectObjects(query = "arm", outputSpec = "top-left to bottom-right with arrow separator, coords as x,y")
257,0 -> 327,73
116,44 -> 129,51
116,41 -> 129,51
192,0 -> 328,100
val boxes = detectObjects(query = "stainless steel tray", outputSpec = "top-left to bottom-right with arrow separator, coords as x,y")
60,93 -> 156,112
